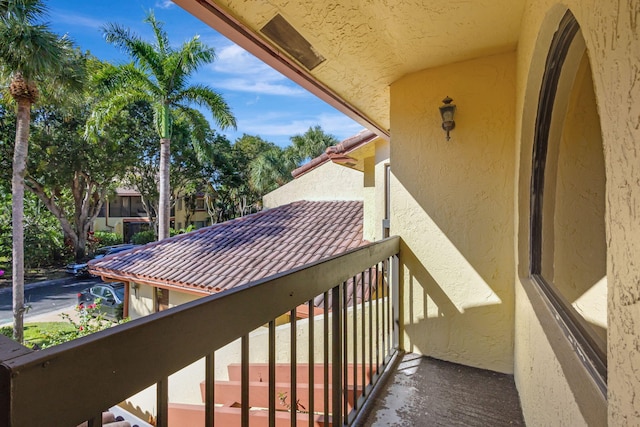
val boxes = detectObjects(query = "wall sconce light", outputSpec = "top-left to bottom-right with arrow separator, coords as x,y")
439,96 -> 456,141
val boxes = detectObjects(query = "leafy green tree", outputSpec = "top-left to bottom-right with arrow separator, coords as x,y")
204,134 -> 277,220
25,82 -> 151,262
0,0 -> 79,343
249,148 -> 291,194
243,126 -> 338,197
92,10 -> 236,240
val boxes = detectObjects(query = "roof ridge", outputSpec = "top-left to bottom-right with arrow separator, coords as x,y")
291,130 -> 377,178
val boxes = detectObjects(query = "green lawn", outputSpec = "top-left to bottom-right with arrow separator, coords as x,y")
0,322 -> 76,348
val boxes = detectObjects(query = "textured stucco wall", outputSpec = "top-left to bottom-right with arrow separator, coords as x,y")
263,161 -> 363,209
374,140 -> 390,242
362,156 -> 376,241
514,283 -> 588,426
390,52 -> 516,374
93,217 -> 124,237
514,1 -> 640,424
128,283 -> 154,320
169,289 -> 199,308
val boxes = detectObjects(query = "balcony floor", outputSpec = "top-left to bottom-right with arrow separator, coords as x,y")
361,353 -> 525,426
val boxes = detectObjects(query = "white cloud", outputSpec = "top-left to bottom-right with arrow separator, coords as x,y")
154,0 -> 175,9
214,78 -> 305,96
210,44 -> 306,97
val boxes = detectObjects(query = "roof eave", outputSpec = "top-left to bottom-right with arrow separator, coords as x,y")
172,0 -> 389,140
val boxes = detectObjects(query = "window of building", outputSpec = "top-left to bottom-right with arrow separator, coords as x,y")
530,11 -> 607,392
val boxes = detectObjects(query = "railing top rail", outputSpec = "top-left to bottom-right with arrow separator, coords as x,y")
0,236 -> 399,427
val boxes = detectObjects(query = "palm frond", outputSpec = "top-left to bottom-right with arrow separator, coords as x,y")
0,0 -> 68,81
85,87 -> 151,140
175,84 -> 236,130
144,10 -> 170,56
102,22 -> 164,80
178,36 -> 215,76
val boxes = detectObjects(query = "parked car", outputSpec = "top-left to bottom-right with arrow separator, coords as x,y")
65,244 -> 137,277
77,282 -> 125,321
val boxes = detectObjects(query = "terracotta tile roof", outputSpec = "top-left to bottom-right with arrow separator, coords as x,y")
291,130 -> 377,178
89,200 -> 365,295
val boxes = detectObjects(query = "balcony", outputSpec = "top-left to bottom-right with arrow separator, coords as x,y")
0,236 -> 523,426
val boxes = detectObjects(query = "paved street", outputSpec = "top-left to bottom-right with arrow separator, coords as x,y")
0,276 -> 102,325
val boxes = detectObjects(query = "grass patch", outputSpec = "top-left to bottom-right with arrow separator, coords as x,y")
0,322 -> 76,348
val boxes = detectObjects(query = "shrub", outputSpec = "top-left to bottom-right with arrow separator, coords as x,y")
42,301 -> 128,349
131,230 -> 155,245
131,225 -> 195,244
93,231 -> 122,247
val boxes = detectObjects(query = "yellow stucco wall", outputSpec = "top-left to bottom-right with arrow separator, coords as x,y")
93,217 -> 124,237
262,161 -> 363,209
390,52 -> 516,374
128,283 -> 154,320
369,139 -> 390,242
169,290 -> 199,307
514,1 -> 640,424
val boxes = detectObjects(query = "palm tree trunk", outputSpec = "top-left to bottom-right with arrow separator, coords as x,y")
12,98 -> 31,344
158,137 -> 171,240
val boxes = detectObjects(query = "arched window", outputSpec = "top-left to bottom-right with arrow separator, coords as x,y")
530,11 -> 607,393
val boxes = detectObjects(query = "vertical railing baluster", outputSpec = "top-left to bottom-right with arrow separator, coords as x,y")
291,309 -> 297,427
375,263 -> 380,373
156,377 -> 168,427
331,284 -> 342,427
392,254 -> 400,350
386,257 -> 392,355
308,299 -> 315,427
368,267 -> 373,385
269,320 -> 276,427
381,260 -> 386,361
205,352 -> 215,427
323,291 -> 330,426
241,334 -> 249,427
361,270 -> 366,395
352,275 -> 358,412
343,280 -> 349,422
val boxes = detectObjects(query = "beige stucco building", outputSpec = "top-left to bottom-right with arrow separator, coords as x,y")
171,1 -> 638,425
93,188 -> 213,242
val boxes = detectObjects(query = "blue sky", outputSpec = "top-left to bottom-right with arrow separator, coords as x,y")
46,0 -> 363,147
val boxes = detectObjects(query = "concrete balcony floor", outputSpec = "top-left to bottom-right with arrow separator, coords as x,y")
362,353 -> 525,426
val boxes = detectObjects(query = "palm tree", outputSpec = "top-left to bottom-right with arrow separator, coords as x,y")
93,11 -> 236,239
289,125 -> 339,165
0,0 -> 71,343
249,148 -> 292,195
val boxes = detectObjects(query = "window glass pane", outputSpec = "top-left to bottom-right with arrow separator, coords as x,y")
540,53 -> 607,345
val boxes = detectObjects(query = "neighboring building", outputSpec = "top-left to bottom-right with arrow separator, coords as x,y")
93,188 -> 149,243
94,188 -> 212,242
265,129 -> 390,242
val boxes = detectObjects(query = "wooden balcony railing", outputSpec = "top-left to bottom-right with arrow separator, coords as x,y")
0,236 -> 400,427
